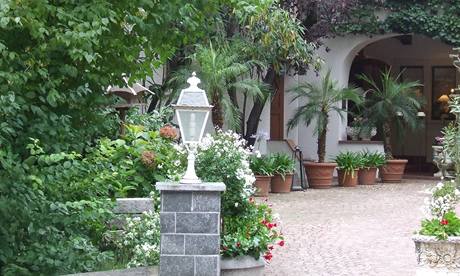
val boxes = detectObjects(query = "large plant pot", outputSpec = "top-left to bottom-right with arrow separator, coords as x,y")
271,174 -> 293,193
304,162 -> 337,189
358,167 -> 378,185
413,235 -> 460,275
221,256 -> 265,276
254,175 -> 271,197
380,159 -> 407,183
337,169 -> 358,187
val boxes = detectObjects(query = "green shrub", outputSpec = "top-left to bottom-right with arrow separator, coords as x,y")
360,151 -> 386,168
272,153 -> 295,178
334,151 -> 363,176
249,154 -> 276,176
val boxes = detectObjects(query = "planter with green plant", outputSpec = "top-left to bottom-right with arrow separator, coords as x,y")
288,70 -> 363,188
358,69 -> 424,183
358,151 -> 386,185
270,153 -> 295,193
334,151 -> 363,187
250,155 -> 275,197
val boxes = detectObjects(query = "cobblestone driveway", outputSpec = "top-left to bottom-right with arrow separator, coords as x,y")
265,180 -> 435,276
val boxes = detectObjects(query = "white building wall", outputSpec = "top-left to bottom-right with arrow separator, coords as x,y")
284,34 -> 397,161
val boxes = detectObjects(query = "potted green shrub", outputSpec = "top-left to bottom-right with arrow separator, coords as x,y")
334,151 -> 363,187
288,70 -> 363,188
250,155 -> 275,197
358,151 -> 386,185
358,69 -> 424,183
271,153 -> 295,193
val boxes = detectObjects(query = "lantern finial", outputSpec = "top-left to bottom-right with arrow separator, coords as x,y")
187,72 -> 201,89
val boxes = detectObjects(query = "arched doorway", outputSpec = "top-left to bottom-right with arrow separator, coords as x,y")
347,34 -> 457,175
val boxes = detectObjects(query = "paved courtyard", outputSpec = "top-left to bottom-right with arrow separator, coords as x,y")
265,180 -> 435,276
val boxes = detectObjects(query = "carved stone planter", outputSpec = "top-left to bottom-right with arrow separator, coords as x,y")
66,266 -> 158,276
221,256 -> 265,276
413,235 -> 460,275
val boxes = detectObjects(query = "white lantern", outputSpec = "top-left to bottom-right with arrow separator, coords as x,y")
173,72 -> 212,183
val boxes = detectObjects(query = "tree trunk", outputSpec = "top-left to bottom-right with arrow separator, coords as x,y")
227,82 -> 243,133
244,67 -> 276,144
383,121 -> 393,159
317,119 -> 328,163
212,92 -> 224,129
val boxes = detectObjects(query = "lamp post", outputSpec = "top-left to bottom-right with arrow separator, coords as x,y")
173,72 -> 212,184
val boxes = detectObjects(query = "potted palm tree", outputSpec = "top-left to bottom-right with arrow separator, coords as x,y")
358,70 -> 424,183
287,70 -> 363,188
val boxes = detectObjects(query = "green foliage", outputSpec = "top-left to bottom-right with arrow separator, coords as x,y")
334,151 -> 363,176
287,70 -> 363,162
250,154 -> 276,176
358,69 -> 424,158
420,211 -> 460,240
221,200 -> 283,260
0,145 -> 116,275
336,0 -> 460,46
272,153 -> 296,178
360,151 -> 386,168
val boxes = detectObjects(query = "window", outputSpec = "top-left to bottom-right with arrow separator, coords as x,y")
432,66 -> 457,120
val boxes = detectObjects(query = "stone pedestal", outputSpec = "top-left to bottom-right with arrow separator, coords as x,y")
156,182 -> 225,276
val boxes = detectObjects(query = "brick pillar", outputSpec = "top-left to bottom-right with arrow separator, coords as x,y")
156,182 -> 226,276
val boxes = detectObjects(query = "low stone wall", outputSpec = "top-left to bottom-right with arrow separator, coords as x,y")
65,266 -> 158,276
113,198 -> 154,214
413,234 -> 460,275
221,256 -> 265,276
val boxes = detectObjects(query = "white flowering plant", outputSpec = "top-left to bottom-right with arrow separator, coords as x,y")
114,210 -> 161,268
419,181 -> 460,240
196,130 -> 255,216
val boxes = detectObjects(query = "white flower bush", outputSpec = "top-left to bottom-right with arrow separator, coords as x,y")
117,210 -> 161,268
424,181 -> 460,220
196,130 -> 255,215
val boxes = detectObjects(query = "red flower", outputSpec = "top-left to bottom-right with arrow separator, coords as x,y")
267,223 -> 274,229
249,197 -> 255,203
441,219 -> 449,225
263,253 -> 273,261
268,245 -> 274,250
278,240 -> 285,247
222,246 -> 228,251
236,242 -> 241,247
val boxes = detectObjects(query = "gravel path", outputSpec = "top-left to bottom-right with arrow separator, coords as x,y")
265,180 -> 435,276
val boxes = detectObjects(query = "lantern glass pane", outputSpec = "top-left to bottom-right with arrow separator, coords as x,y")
179,91 -> 208,106
177,110 -> 207,143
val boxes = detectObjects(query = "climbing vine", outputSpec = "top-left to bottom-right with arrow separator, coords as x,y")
334,0 -> 460,46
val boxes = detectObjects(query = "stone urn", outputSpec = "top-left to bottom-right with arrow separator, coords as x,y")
413,234 -> 460,275
221,256 -> 265,276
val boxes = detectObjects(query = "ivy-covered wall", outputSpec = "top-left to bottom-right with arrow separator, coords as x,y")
336,0 -> 460,46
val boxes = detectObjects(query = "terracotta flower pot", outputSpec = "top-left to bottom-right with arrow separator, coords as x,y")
380,159 -> 408,183
303,162 -> 337,189
337,169 -> 358,187
358,167 -> 378,185
254,175 -> 272,197
270,174 -> 293,193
